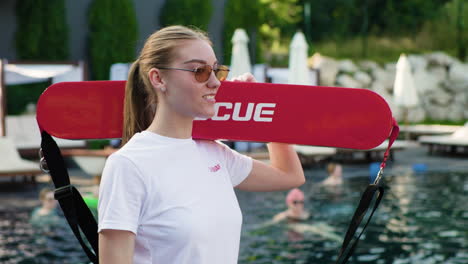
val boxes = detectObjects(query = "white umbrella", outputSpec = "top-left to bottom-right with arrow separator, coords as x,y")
230,29 -> 251,78
393,54 -> 419,108
393,54 -> 419,138
230,29 -> 262,152
288,31 -> 310,85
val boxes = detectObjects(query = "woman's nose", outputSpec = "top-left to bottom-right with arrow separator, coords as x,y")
206,71 -> 221,89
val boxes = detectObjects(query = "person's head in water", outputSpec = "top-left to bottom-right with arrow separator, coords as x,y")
39,187 -> 57,212
327,163 -> 342,178
323,162 -> 343,186
123,25 -> 230,144
285,188 -> 306,218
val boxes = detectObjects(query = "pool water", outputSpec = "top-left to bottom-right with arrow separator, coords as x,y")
236,170 -> 468,264
0,170 -> 466,264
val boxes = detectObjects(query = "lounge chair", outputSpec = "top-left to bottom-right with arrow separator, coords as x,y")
6,115 -> 87,157
399,124 -> 461,140
0,136 -> 43,182
293,145 -> 336,165
336,140 -> 413,162
419,122 -> 468,154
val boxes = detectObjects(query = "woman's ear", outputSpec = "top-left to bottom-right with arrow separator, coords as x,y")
149,68 -> 166,92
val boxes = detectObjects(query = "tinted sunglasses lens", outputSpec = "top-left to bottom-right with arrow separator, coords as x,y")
293,200 -> 304,205
194,65 -> 212,82
215,65 -> 229,81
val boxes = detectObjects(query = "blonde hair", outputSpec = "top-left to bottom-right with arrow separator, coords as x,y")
122,25 -> 211,144
327,163 -> 337,175
39,187 -> 54,201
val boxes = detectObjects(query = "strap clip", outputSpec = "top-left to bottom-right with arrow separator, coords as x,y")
55,185 -> 74,200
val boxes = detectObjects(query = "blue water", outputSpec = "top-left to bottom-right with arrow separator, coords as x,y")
237,171 -> 468,264
0,170 -> 466,263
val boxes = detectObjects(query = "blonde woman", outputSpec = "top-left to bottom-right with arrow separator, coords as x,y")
98,25 -> 305,264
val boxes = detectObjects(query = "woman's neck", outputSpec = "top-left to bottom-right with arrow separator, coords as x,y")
147,110 -> 194,139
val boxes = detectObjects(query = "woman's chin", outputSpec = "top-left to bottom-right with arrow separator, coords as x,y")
196,110 -> 215,119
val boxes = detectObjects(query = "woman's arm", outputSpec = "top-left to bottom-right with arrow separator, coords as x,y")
236,142 -> 305,191
99,229 -> 135,264
230,73 -> 305,192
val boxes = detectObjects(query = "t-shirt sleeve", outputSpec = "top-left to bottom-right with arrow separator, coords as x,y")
215,141 -> 253,187
98,153 -> 147,234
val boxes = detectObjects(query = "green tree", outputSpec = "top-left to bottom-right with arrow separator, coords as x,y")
88,0 -> 138,80
300,0 -> 451,42
160,0 -> 213,31
11,0 -> 68,115
223,0 -> 302,65
15,0 -> 69,60
223,0 -> 262,65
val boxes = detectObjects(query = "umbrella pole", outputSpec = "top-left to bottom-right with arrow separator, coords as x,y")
404,108 -> 410,141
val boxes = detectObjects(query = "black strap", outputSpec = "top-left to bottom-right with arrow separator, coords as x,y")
41,131 -> 99,264
335,184 -> 384,264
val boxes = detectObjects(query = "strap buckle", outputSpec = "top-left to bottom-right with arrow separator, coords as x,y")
38,148 -> 50,173
55,185 -> 74,200
373,167 -> 384,185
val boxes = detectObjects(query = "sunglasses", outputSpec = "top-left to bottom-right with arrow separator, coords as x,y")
159,64 -> 230,82
293,200 -> 304,205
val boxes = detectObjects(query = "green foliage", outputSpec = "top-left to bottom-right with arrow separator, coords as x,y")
87,140 -> 111,149
160,0 -> 213,31
223,0 -> 302,65
12,0 -> 68,114
418,118 -> 466,126
439,0 -> 468,60
300,0 -> 450,42
88,0 -> 138,80
223,0 -> 263,65
6,82 -> 51,115
310,0 -> 467,63
15,0 -> 69,60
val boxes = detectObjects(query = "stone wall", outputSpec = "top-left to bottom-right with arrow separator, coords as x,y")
309,52 -> 468,123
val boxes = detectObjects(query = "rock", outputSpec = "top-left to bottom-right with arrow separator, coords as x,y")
358,60 -> 380,72
384,62 -> 397,72
426,105 -> 448,120
370,82 -> 389,96
413,69 -> 442,94
338,59 -> 359,73
408,54 -> 428,72
427,66 -> 447,81
446,105 -> 465,122
308,53 -> 339,86
354,71 -> 372,87
309,52 -> 467,123
372,68 -> 395,91
336,74 -> 361,88
448,62 -> 468,92
407,107 -> 426,123
427,89 -> 452,106
426,52 -> 459,67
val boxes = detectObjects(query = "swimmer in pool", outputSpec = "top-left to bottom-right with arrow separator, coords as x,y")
272,188 -> 309,223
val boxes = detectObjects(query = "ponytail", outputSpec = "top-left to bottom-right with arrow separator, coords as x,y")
122,60 -> 156,145
121,25 -> 211,145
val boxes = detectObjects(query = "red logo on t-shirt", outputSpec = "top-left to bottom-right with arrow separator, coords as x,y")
209,164 -> 221,172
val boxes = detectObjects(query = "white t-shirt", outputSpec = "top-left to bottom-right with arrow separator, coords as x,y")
98,131 -> 253,264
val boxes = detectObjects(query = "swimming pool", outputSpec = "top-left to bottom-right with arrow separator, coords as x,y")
0,169 -> 466,263
237,170 -> 467,264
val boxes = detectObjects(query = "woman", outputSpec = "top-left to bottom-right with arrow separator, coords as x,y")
322,162 -> 343,186
98,25 -> 305,264
30,187 -> 61,230
272,188 -> 309,223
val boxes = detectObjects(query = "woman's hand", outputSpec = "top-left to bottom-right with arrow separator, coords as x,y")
230,72 -> 305,191
230,72 -> 257,82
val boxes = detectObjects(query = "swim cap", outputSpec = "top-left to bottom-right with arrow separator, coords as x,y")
286,188 -> 305,205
